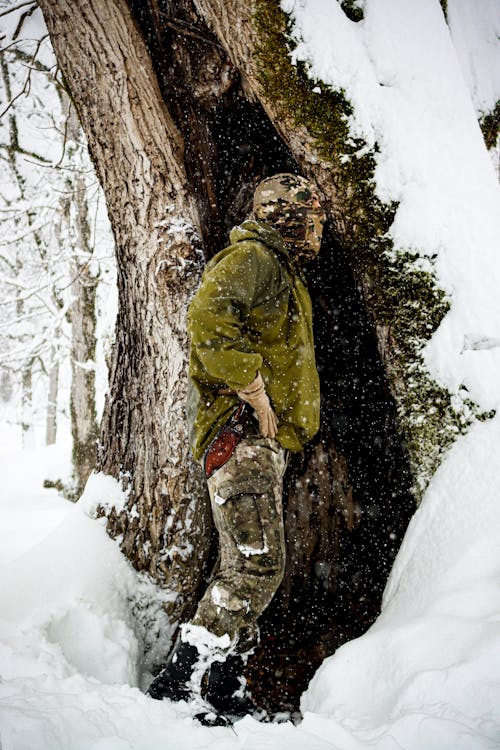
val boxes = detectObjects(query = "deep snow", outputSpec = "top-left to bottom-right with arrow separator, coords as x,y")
1,426 -> 500,748
1,0 -> 500,748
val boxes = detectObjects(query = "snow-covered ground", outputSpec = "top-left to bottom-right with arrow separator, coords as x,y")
1,0 -> 500,748
1,422 -> 500,749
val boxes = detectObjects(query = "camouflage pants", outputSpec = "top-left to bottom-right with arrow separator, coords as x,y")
190,429 -> 287,652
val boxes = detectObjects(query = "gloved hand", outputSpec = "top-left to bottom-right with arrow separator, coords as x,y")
236,372 -> 278,439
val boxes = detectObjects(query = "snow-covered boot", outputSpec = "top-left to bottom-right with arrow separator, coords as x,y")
146,634 -> 200,702
204,653 -> 257,717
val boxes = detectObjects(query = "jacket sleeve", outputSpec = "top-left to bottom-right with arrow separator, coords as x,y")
187,243 -> 273,391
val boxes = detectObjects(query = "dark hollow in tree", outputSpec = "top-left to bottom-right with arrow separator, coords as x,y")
128,0 -> 415,712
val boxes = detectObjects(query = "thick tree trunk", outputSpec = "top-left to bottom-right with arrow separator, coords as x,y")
40,0 -> 416,712
38,0 -> 211,623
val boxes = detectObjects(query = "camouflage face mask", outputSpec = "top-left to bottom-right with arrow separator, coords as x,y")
253,173 -> 326,263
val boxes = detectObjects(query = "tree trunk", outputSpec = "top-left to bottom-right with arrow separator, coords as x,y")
38,0 -> 211,623
40,0 -> 418,711
68,254 -> 99,496
1,57 -> 35,449
21,361 -> 34,449
45,356 -> 59,446
0,369 -> 12,403
60,108 -> 100,497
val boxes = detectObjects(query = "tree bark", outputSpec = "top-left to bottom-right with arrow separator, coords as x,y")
45,355 -> 58,446
60,108 -> 100,497
68,254 -> 99,496
38,0 -> 211,622
21,361 -> 34,449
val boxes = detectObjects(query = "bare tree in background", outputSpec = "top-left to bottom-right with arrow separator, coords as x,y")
1,9 -> 110,495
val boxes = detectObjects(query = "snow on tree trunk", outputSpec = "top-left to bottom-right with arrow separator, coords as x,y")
61,108 -> 100,497
45,356 -> 59,446
38,0 -> 211,623
21,361 -> 34,449
1,57 -> 35,449
68,254 -> 98,496
0,370 -> 12,403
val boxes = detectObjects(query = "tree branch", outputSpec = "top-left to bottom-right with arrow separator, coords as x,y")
0,1 -> 36,19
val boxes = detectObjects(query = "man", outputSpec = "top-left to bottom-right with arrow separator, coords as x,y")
147,173 -> 326,718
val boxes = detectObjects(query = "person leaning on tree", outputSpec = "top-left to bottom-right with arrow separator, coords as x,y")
147,173 -> 326,719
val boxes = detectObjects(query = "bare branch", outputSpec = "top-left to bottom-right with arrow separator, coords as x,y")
10,47 -> 52,75
0,273 -> 28,289
0,35 -> 48,120
0,221 -> 50,246
0,142 -> 52,164
0,62 -> 30,118
12,2 -> 37,41
0,1 -> 36,20
0,273 -> 68,307
54,102 -> 70,167
0,254 -> 16,272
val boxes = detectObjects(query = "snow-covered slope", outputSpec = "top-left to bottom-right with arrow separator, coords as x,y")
285,1 -> 500,747
1,1 -> 499,749
283,0 -> 500,410
447,0 -> 500,119
302,417 -> 500,749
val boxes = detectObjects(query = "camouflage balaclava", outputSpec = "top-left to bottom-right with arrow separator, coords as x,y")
253,173 -> 326,263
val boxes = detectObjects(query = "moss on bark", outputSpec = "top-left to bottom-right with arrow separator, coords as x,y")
339,0 -> 365,23
479,100 -> 500,152
253,0 -> 487,497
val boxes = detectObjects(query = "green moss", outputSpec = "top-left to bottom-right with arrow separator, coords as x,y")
340,0 -> 365,23
254,2 -> 394,241
254,0 -> 486,498
479,100 -> 500,151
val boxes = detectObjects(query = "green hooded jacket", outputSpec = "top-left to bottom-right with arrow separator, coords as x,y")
187,220 -> 320,460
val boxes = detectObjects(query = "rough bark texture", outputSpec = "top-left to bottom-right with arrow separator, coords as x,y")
38,0 -> 211,622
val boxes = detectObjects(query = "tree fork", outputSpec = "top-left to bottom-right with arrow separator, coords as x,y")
127,0 -> 415,711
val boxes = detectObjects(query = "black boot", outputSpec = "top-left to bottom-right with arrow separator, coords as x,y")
204,653 -> 257,717
146,635 -> 200,702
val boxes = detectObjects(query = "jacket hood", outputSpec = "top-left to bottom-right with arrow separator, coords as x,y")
203,219 -> 302,281
229,220 -> 290,259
